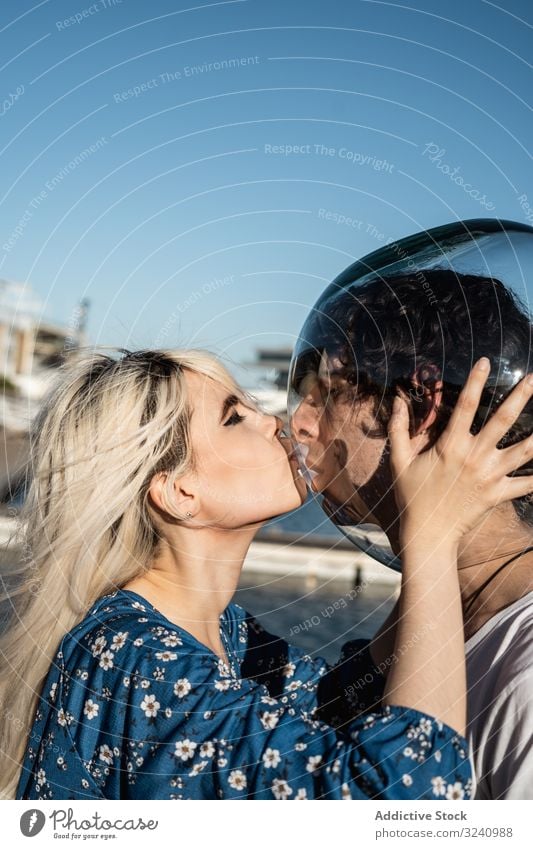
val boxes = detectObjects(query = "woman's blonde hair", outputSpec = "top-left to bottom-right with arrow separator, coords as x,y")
0,345 -> 253,798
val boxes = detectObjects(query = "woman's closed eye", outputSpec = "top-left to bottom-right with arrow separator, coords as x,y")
224,409 -> 246,426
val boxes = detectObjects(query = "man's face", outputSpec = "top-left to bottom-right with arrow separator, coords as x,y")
290,355 -> 403,549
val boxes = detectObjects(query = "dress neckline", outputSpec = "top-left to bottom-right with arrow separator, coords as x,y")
101,588 -> 236,673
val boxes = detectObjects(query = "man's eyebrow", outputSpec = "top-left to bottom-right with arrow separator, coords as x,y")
219,393 -> 240,423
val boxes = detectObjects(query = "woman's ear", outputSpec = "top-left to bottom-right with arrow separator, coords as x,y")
409,363 -> 444,437
148,471 -> 197,520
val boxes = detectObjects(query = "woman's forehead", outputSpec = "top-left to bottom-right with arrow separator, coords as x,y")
185,370 -> 236,417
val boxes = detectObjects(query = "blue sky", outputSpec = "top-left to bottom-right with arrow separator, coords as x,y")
1,0 -> 532,385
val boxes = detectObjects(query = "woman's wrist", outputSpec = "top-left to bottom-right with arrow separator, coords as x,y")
399,518 -> 461,559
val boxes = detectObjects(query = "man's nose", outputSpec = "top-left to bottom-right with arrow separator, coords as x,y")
291,400 -> 319,441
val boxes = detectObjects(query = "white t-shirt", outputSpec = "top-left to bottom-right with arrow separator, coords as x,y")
466,588 -> 533,799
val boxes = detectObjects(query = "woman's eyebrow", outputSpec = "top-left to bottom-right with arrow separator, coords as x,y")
219,394 -> 240,423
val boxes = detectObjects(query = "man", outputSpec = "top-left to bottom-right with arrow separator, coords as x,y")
290,268 -> 533,799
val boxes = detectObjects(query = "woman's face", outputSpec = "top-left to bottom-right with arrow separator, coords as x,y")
184,370 -> 307,527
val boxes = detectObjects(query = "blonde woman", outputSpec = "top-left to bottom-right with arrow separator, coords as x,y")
2,348 -> 533,800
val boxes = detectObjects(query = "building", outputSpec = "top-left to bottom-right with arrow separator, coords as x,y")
0,278 -> 89,403
245,345 -> 293,419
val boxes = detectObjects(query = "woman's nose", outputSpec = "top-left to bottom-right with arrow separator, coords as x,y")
271,414 -> 284,439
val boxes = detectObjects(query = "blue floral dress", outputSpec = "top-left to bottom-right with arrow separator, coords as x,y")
16,589 -> 472,800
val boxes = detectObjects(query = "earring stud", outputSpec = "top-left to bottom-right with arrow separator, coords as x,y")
185,511 -> 192,518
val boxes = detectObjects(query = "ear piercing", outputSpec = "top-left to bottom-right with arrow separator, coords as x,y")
185,511 -> 192,518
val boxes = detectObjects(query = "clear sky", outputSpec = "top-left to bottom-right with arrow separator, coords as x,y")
1,0 -> 531,385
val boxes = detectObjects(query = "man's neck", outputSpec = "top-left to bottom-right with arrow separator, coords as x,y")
456,506 -> 533,641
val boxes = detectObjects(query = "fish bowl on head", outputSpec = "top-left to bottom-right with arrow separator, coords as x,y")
288,218 -> 533,572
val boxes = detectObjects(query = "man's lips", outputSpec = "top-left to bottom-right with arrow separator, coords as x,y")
288,441 -> 321,484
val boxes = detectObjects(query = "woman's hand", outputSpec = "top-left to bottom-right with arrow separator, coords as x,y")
388,356 -> 533,546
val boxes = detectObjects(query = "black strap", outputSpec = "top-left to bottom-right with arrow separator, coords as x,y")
463,545 -> 533,617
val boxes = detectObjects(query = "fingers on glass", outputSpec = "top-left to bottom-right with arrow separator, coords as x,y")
478,372 -> 533,448
445,357 -> 491,437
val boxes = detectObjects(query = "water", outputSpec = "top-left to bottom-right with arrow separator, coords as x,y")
235,568 -> 397,664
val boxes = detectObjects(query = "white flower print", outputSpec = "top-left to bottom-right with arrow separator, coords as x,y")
156,650 -> 178,662
217,658 -> 231,677
294,742 -> 307,752
260,711 -> 280,730
57,708 -> 68,727
98,650 -> 114,671
99,744 -> 113,765
174,739 -> 197,761
446,781 -> 465,800
37,768 -> 46,785
111,631 -> 128,651
123,676 -> 130,687
165,707 -> 173,719
434,749 -> 442,763
419,718 -> 433,735
81,778 -> 89,789
140,679 -> 150,689
431,776 -> 447,796
228,769 -> 247,790
217,757 -> 228,768
341,783 -> 352,800
282,662 -> 296,678
140,694 -> 160,718
83,699 -> 99,720
173,678 -> 191,698
200,741 -> 215,758
403,747 -> 414,758
272,778 -> 293,800
133,637 -> 144,646
262,748 -> 281,768
91,636 -> 106,657
214,678 -> 231,692
402,774 -> 413,787
49,682 -> 57,702
286,680 -> 302,692
295,788 -> 308,799
189,761 -> 208,777
306,754 -> 322,773
161,633 -> 182,647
